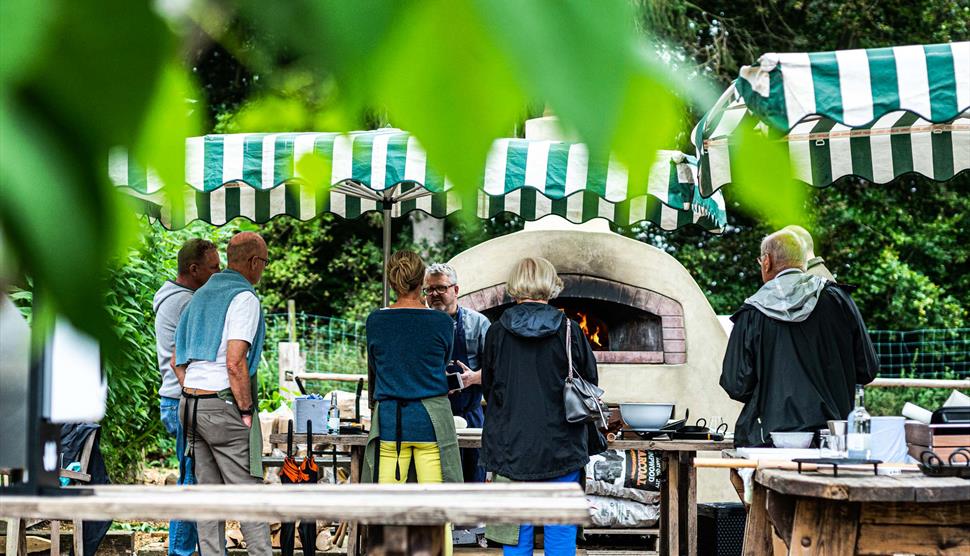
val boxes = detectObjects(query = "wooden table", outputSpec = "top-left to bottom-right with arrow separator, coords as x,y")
1,483 -> 589,556
271,432 -> 732,556
744,468 -> 970,555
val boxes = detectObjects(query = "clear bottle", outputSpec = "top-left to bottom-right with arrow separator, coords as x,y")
327,392 -> 340,434
846,385 -> 871,459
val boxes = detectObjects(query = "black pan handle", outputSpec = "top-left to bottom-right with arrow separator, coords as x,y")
355,378 -> 364,422
921,450 -> 942,469
695,417 -> 707,428
716,422 -> 729,435
949,447 -> 970,466
287,419 -> 293,457
306,419 -> 313,458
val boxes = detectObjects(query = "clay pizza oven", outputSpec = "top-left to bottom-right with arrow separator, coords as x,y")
448,225 -> 742,501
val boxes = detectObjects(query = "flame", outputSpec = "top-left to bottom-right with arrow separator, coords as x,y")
577,311 -> 604,348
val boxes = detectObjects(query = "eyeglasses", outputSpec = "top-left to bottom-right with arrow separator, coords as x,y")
757,254 -> 767,266
251,256 -> 270,266
423,284 -> 455,295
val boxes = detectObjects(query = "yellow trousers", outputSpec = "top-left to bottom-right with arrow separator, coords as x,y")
379,441 -> 452,556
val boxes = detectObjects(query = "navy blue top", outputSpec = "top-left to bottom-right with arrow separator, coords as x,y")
366,308 -> 454,442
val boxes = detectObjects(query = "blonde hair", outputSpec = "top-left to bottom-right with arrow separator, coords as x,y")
387,250 -> 426,295
506,257 -> 563,301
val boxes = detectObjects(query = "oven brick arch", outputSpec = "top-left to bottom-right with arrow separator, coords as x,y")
459,274 -> 687,365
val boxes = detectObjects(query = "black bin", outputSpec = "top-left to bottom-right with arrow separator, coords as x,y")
697,502 -> 746,556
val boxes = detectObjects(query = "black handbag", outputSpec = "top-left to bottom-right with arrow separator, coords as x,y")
563,318 -> 609,429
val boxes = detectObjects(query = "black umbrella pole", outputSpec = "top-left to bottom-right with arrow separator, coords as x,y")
382,207 -> 392,307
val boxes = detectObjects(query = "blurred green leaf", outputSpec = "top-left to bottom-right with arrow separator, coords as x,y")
0,0 -> 174,345
232,95 -> 314,132
476,0 -> 688,192
0,0 -> 54,83
238,0 -> 408,124
295,152 -> 333,194
476,0 -> 640,153
373,0 -> 526,205
133,62 -> 202,218
0,96 -> 113,342
20,0 -> 170,147
612,65 -> 683,197
730,126 -> 809,229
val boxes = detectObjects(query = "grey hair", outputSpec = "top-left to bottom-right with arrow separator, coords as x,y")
761,230 -> 806,271
426,262 -> 458,285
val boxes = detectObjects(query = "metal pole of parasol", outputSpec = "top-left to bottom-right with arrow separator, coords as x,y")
381,190 -> 393,308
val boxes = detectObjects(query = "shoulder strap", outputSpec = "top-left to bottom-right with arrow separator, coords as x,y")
566,318 -> 574,380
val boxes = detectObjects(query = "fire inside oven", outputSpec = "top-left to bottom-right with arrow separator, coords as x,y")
481,298 -> 663,353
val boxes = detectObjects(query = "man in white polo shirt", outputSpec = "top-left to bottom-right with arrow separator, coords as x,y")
174,231 -> 270,556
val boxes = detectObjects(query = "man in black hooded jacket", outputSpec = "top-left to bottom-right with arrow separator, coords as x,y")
720,230 -> 879,447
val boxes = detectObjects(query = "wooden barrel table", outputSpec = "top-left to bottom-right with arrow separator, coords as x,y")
744,468 -> 970,555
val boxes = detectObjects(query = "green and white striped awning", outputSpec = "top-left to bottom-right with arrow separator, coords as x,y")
694,42 -> 970,196
111,129 -> 726,231
734,42 -> 969,131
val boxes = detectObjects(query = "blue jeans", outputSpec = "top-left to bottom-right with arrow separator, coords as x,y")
160,396 -> 199,556
503,470 -> 581,556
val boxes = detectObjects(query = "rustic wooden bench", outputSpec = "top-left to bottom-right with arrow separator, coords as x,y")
268,432 -> 732,556
0,483 -> 590,556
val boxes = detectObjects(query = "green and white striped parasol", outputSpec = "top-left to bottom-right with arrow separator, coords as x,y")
111,129 -> 725,231
693,42 -> 970,196
111,129 -> 726,304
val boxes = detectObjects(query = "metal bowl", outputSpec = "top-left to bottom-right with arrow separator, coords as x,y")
619,403 -> 675,430
770,432 -> 814,449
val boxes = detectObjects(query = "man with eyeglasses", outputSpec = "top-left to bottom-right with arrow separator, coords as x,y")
172,231 -> 272,556
425,263 -> 491,482
720,229 -> 877,447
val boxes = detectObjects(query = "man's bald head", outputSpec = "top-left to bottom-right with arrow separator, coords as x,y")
227,231 -> 268,284
759,230 -> 806,283
782,225 -> 815,260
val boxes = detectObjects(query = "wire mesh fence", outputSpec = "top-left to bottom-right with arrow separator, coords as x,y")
263,314 -> 969,380
264,313 -> 367,376
869,328 -> 969,379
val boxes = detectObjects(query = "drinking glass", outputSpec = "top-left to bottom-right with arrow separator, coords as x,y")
822,434 -> 846,458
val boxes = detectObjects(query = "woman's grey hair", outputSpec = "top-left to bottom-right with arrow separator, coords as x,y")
506,257 -> 563,301
761,230 -> 806,270
426,262 -> 458,285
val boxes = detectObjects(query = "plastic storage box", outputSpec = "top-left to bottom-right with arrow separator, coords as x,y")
293,396 -> 329,434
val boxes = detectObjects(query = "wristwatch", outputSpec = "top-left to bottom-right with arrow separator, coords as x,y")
239,406 -> 254,416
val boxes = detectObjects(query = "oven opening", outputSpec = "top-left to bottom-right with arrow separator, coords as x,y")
482,298 -> 663,353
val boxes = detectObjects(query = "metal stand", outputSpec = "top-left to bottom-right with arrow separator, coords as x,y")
793,458 -> 883,477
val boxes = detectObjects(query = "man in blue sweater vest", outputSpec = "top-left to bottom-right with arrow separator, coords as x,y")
174,232 -> 271,556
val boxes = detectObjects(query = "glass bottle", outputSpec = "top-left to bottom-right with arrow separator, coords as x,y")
327,392 -> 340,434
846,385 -> 871,459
